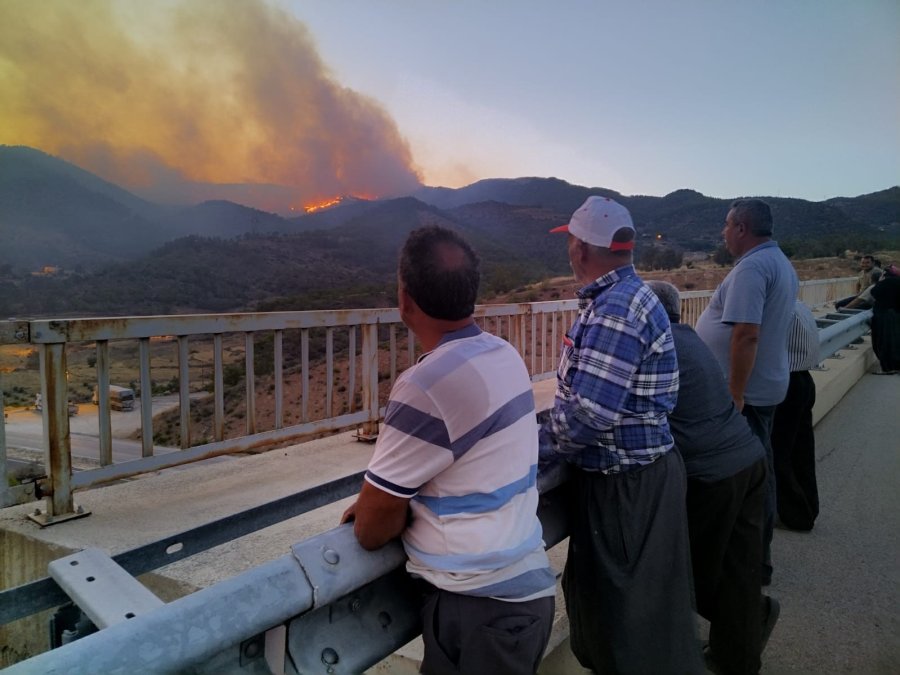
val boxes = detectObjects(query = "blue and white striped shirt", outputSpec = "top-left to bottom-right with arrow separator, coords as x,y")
787,300 -> 820,372
540,265 -> 679,473
366,324 -> 556,601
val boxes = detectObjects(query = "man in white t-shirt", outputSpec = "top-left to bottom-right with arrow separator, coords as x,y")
342,225 -> 556,675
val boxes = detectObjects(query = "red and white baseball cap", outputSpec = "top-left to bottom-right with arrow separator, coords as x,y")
550,196 -> 635,251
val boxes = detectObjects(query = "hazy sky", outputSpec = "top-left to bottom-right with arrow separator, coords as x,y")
285,0 -> 899,201
2,0 -> 897,210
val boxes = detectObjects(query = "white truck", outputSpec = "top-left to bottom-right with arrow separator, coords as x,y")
34,394 -> 79,416
91,385 -> 136,411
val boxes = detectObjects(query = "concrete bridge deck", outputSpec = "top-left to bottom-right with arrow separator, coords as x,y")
541,368 -> 900,675
762,371 -> 899,673
1,336 -> 897,672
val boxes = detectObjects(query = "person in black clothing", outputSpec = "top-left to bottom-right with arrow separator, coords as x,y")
771,301 -> 821,531
871,264 -> 900,373
648,281 -> 779,675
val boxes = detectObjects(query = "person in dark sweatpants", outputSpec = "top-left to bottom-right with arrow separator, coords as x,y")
649,281 -> 779,675
771,301 -> 821,531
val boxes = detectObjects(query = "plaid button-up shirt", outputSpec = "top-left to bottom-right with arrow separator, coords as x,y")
539,265 -> 678,473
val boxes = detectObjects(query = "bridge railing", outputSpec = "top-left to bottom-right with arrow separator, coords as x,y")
0,288 -> 873,673
0,277 -> 857,519
0,302 -> 577,517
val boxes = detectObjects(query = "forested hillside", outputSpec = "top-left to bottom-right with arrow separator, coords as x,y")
2,146 -> 897,317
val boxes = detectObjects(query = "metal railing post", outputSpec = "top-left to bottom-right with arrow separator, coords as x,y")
245,332 -> 256,436
178,336 -> 192,449
31,341 -> 86,525
1,371 -> 8,507
96,341 -> 113,466
359,323 -> 380,439
139,338 -> 153,456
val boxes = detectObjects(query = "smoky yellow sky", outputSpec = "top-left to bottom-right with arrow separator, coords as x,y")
0,0 -> 422,212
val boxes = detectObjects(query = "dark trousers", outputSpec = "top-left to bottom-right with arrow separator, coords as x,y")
741,404 -> 777,583
871,308 -> 900,372
419,585 -> 555,675
687,459 -> 766,675
563,451 -> 702,675
771,371 -> 819,530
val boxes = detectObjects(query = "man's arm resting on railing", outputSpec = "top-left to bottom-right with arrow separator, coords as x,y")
341,481 -> 410,551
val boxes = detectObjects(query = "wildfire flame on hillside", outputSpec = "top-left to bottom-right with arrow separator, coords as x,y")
296,195 -> 376,214
302,197 -> 345,214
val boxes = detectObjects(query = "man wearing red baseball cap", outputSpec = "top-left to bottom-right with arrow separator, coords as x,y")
541,196 -> 700,673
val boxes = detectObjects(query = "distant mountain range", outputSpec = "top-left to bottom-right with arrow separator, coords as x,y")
1,145 -> 897,317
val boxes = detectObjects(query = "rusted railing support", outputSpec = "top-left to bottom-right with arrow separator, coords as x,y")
31,342 -> 86,525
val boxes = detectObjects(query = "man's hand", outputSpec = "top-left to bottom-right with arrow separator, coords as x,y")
346,480 -> 411,551
340,500 -> 357,524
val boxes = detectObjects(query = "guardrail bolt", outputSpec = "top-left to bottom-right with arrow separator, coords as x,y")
378,611 -> 392,628
350,597 -> 361,612
243,640 -> 261,659
321,647 -> 339,666
323,548 -> 340,565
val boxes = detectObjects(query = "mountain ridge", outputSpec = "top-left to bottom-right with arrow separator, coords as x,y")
1,146 -> 897,317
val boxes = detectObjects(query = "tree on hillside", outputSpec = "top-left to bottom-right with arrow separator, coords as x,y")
711,245 -> 733,266
637,244 -> 684,271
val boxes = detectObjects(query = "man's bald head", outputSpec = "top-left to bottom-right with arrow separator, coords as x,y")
398,226 -> 480,321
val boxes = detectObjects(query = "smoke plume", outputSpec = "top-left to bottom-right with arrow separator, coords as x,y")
0,0 -> 422,213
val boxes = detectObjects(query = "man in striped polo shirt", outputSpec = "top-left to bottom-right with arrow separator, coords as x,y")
342,225 -> 556,675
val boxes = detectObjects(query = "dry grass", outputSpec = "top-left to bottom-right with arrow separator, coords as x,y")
501,253 -> 899,305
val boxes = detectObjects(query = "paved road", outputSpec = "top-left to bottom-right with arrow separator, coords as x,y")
3,429 -> 171,464
2,395 -> 186,466
762,373 -> 899,673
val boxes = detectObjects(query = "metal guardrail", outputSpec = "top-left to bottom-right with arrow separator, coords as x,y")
0,277 -> 860,519
1,462 -> 571,675
815,308 -> 874,362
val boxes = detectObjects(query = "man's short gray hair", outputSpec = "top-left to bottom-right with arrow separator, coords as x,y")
729,198 -> 774,237
646,280 -> 681,323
